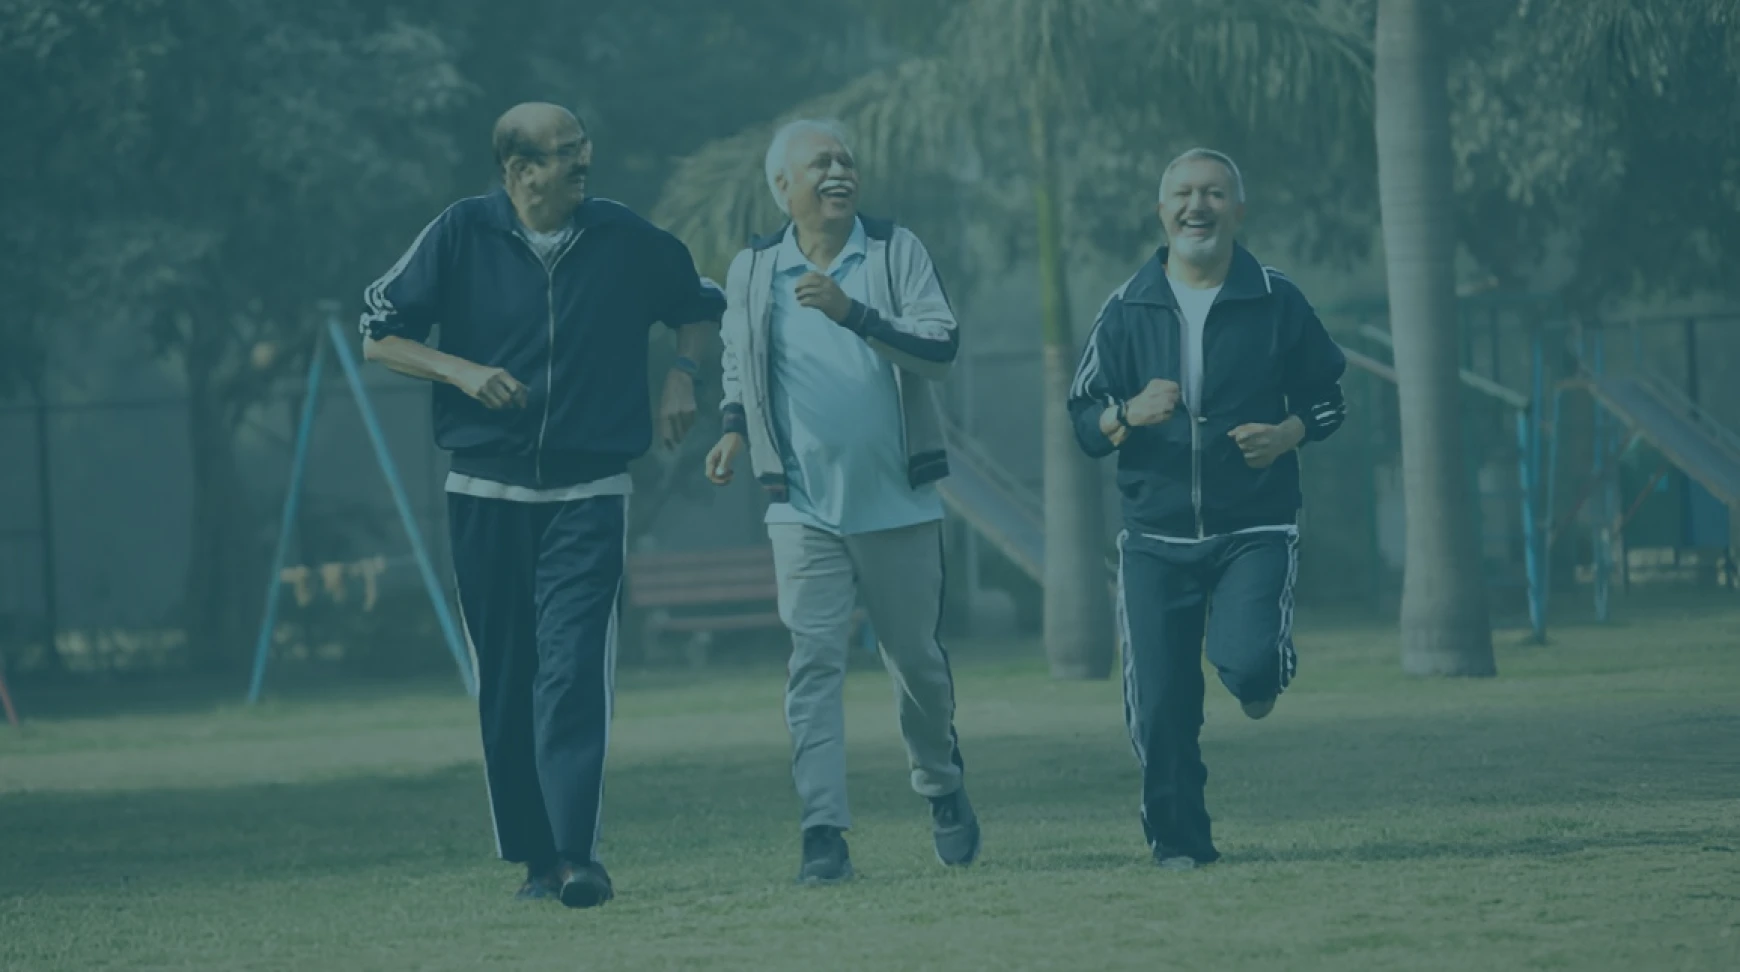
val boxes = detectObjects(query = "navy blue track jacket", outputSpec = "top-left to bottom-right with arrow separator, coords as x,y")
360,190 -> 724,489
1067,244 -> 1348,539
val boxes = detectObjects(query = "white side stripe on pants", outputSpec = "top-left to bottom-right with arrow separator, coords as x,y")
454,589 -> 504,859
1115,530 -> 1146,769
1276,530 -> 1300,694
590,496 -> 629,864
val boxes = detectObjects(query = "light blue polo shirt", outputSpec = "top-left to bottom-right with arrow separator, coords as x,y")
764,218 -> 943,536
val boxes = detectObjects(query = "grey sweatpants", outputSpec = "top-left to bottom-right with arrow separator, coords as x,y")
769,520 -> 964,831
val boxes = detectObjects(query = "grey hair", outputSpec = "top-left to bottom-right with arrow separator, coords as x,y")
1158,148 -> 1246,203
764,118 -> 854,216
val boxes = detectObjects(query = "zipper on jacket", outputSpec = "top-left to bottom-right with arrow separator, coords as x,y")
884,248 -> 912,469
517,228 -> 585,488
752,253 -> 780,453
1191,412 -> 1206,539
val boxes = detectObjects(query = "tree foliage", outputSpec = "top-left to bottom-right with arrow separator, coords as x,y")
0,0 -> 894,670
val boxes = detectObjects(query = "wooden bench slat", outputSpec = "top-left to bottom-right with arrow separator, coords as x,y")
631,551 -> 773,569
652,613 -> 785,633
630,568 -> 777,588
632,590 -> 779,608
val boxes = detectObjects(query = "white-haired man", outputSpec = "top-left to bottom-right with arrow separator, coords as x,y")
1068,149 -> 1347,870
704,119 -> 980,884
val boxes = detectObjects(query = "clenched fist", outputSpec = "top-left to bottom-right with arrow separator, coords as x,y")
1125,379 -> 1181,427
1230,419 -> 1305,469
794,272 -> 852,322
455,363 -> 527,410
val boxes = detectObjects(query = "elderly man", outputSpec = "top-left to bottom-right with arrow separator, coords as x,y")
360,102 -> 723,908
1068,148 -> 1347,870
704,118 -> 980,884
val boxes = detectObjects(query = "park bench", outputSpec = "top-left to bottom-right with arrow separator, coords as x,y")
626,546 -> 868,666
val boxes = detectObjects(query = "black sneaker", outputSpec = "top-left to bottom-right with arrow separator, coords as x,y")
1151,842 -> 1220,871
929,788 -> 982,867
557,860 -> 615,909
798,826 -> 854,885
515,863 -> 561,901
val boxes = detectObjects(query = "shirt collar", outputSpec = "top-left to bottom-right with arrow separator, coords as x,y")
774,217 -> 867,274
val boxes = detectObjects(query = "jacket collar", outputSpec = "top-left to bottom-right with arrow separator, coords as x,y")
1122,242 -> 1272,307
752,213 -> 895,251
772,216 -> 869,274
481,187 -> 624,235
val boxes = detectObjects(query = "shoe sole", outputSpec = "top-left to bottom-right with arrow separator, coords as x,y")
935,824 -> 982,868
798,860 -> 856,886
559,881 -> 614,909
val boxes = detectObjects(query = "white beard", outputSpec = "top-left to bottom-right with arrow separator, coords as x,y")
1169,232 -> 1219,263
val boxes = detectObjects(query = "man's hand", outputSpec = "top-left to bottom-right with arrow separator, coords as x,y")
455,363 -> 528,410
704,432 -> 745,485
1098,404 -> 1131,447
1125,379 -> 1181,427
658,368 -> 698,449
794,272 -> 852,322
1230,417 -> 1306,469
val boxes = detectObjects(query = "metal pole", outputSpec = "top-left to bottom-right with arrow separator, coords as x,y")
1591,330 -> 1611,622
1517,406 -> 1541,642
248,330 -> 327,704
1362,359 -> 1385,614
1680,317 -> 1700,553
32,382 -> 60,669
325,313 -> 477,696
0,664 -> 17,726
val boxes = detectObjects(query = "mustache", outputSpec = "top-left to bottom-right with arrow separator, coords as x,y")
819,178 -> 855,192
568,165 -> 589,179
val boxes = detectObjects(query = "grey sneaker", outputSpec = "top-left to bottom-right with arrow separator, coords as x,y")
514,863 -> 561,902
798,826 -> 855,885
929,788 -> 982,867
1151,841 -> 1220,871
1152,848 -> 1199,871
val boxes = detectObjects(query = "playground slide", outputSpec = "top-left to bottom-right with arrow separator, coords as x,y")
936,420 -> 1045,581
1585,373 -> 1740,507
937,420 -> 1126,584
1345,327 -> 1530,409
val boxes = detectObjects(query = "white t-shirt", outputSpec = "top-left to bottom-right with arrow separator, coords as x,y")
1167,276 -> 1222,414
517,224 -> 574,269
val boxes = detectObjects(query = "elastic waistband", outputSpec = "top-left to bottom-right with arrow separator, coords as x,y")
448,450 -> 629,490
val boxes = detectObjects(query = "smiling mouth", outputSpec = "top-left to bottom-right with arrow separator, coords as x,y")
1178,218 -> 1215,235
819,180 -> 855,200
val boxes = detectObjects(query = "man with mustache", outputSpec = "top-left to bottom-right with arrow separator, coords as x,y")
1068,148 -> 1347,870
704,118 -> 980,885
359,102 -> 723,907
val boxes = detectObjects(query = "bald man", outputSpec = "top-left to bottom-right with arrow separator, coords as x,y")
360,103 -> 724,908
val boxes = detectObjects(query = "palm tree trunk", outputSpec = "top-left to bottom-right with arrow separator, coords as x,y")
1029,84 -> 1114,680
1374,0 -> 1496,676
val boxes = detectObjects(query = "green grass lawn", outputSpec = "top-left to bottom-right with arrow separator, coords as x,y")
3,605 -> 1738,971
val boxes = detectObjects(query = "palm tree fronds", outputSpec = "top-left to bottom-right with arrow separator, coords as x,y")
652,57 -> 966,278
